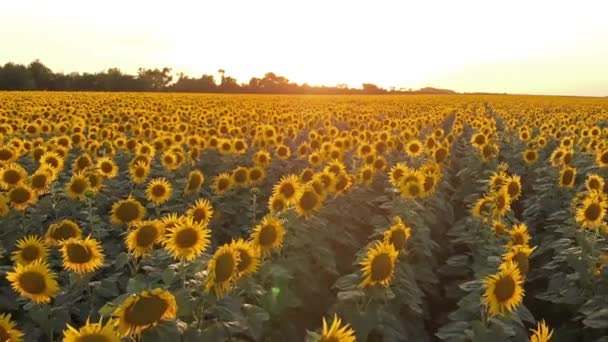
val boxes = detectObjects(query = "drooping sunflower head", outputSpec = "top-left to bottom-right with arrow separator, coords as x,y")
113,288 -> 177,336
505,175 -> 522,200
268,193 -> 288,214
205,244 -> 241,298
507,223 -> 531,249
250,215 -> 285,256
162,216 -> 210,261
60,236 -> 105,274
0,313 -> 24,342
319,314 -> 356,342
230,239 -> 260,278
295,184 -> 323,218
383,216 -> 411,250
0,163 -> 27,189
472,195 -> 494,218
558,166 -> 576,189
184,170 -> 205,194
186,198 -> 214,226
110,196 -> 146,225
358,164 -> 375,185
359,241 -> 399,288
231,166 -> 249,186
491,188 -> 512,218
46,219 -> 82,246
483,261 -> 524,317
491,220 -> 507,235
11,235 -> 48,266
585,174 -> 605,192
6,260 -> 59,304
212,172 -> 233,195
126,220 -> 163,258
575,191 -> 607,230
595,149 -> 608,168
502,245 -> 536,276
29,169 -> 53,195
488,171 -> 508,193
63,317 -> 121,342
145,178 -> 173,205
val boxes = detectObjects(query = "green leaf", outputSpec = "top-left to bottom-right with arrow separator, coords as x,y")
113,252 -> 129,270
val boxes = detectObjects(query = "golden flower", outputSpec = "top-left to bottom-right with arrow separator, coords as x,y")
558,166 -> 576,189
186,198 -> 214,226
184,170 -> 205,194
529,320 -> 553,342
273,174 -> 302,205
110,196 -> 146,225
145,178 -> 173,205
6,261 -> 59,304
60,236 -> 105,274
212,172 -> 232,195
0,313 -> 24,342
383,216 -> 411,250
162,216 -> 210,261
575,191 -> 607,230
126,220 -> 163,257
204,244 -> 241,298
11,235 -> 48,266
96,157 -> 118,179
0,163 -> 27,189
65,172 -> 90,200
250,215 -> 285,256
129,161 -> 150,185
113,288 -> 177,336
63,317 -> 121,342
507,223 -> 531,249
8,184 -> 37,211
359,241 -> 399,288
319,314 -> 356,342
502,245 -> 536,276
230,239 -> 260,278
46,219 -> 82,246
482,261 -> 524,317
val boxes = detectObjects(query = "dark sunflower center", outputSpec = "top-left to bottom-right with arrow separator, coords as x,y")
562,170 -> 574,185
135,167 -> 146,178
175,228 -> 198,248
0,326 -> 10,342
493,223 -> 506,234
277,147 -> 287,156
21,245 -> 41,262
3,169 -> 22,184
236,249 -> 251,272
435,148 -> 447,163
19,271 -> 47,294
10,187 -> 31,204
191,208 -> 206,223
259,155 -> 268,163
70,179 -> 88,194
299,191 -> 318,210
187,175 -> 202,189
423,176 -> 435,193
151,185 -> 166,197
507,182 -> 519,197
373,159 -> 385,170
409,144 -> 420,153
363,170 -> 373,180
214,253 -> 235,282
408,183 -> 421,197
235,142 -> 245,150
475,135 -> 486,145
390,230 -> 406,250
494,275 -> 516,302
272,198 -> 285,212
234,170 -> 247,183
136,225 -> 159,247
249,170 -> 262,181
496,195 -> 506,210
482,145 -> 495,157
589,179 -> 600,190
335,177 -> 348,192
218,178 -> 230,191
115,202 -> 141,223
77,333 -> 112,342
512,233 -> 524,246
66,243 -> 92,264
77,157 -> 91,169
525,151 -> 536,161
259,225 -> 278,246
371,253 -> 392,281
31,174 -> 48,188
125,295 -> 168,326
392,169 -> 404,180
280,183 -> 295,198
513,252 -> 529,275
100,162 -> 113,173
601,152 -> 608,164
46,157 -> 59,168
0,149 -> 13,160
585,203 -> 602,221
52,223 -> 78,241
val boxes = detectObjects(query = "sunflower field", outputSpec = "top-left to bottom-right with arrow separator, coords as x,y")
0,92 -> 607,341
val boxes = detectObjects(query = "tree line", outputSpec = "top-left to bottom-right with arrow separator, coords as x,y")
0,60 -> 456,95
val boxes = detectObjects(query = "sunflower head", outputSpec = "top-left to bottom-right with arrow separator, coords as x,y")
145,178 -> 173,205
529,320 -> 553,342
268,193 -> 288,214
205,244 -> 241,298
273,174 -> 302,204
8,183 -> 37,211
126,220 -> 163,258
502,245 -> 536,276
320,314 -> 356,342
186,198 -> 214,226
295,184 -> 323,218
575,191 -> 607,230
65,171 -> 91,200
213,172 -> 233,195
11,235 -> 48,266
129,160 -> 150,184
359,241 -> 399,288
383,216 -> 411,250
0,313 -> 24,342
6,260 -> 59,304
250,215 -> 285,256
247,166 -> 266,186
559,166 -> 576,189
60,236 -> 105,274
110,196 -> 146,225
96,157 -> 118,178
507,223 -> 531,249
230,239 -> 260,278
184,170 -> 205,194
113,288 -> 177,336
585,174 -> 605,192
63,317 -> 121,342
162,216 -> 210,261
231,166 -> 249,186
482,261 -> 524,317
0,163 -> 27,189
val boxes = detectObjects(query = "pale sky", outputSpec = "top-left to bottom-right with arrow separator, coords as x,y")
1,0 -> 607,96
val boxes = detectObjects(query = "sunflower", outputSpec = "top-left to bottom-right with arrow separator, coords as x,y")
145,178 -> 173,205
0,163 -> 27,189
558,166 -> 576,189
491,188 -> 512,217
319,314 -> 356,342
332,173 -> 352,195
231,166 -> 249,187
472,196 -> 493,218
0,195 -> 9,217
480,143 -> 499,161
60,236 -> 105,273
503,245 -> 536,276
163,216 -> 210,261
46,219 -> 82,246
6,261 -> 59,304
405,139 -> 424,157
575,191 -> 607,229
585,174 -> 604,192
113,288 -> 177,336
275,144 -> 291,160
205,244 -> 240,298
398,171 -> 425,199
8,184 -> 37,211
482,261 -> 524,317
247,166 -> 266,186
110,196 -> 146,225
160,213 -> 186,232
507,223 -> 531,249
359,241 -> 399,288
184,170 -> 205,194
63,317 -> 120,342
126,220 -> 163,257
129,161 -> 150,184
504,175 -> 522,200
491,220 -> 507,235
488,171 -> 507,193
358,164 -> 375,185
0,146 -> 18,165
294,184 -> 323,218
230,239 -> 260,277
471,133 -> 487,148
523,149 -> 538,164
0,313 -> 23,342
212,172 -> 232,195
11,235 -> 48,266
268,193 -> 288,214
39,151 -> 64,173
184,199 -> 213,226
253,150 -> 271,168
383,216 -> 411,250
72,153 -> 93,172
250,215 -> 285,256
65,172 -> 90,200
529,320 -> 553,342
96,157 -> 118,179
595,149 -> 608,168
28,169 -> 53,195
273,174 -> 302,205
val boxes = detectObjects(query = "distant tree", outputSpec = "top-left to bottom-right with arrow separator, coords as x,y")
362,83 -> 385,94
28,60 -> 54,90
137,67 -> 173,91
0,62 -> 34,90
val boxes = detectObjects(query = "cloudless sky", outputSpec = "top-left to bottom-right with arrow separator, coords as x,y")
1,0 -> 607,96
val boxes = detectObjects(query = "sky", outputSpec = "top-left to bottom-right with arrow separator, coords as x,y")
1,0 -> 607,96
